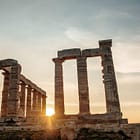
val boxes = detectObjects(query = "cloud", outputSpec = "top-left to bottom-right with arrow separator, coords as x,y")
64,27 -> 100,48
113,42 -> 140,73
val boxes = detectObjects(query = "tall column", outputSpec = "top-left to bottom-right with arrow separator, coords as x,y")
32,89 -> 38,110
26,85 -> 32,117
37,92 -> 41,113
53,58 -> 64,116
42,95 -> 46,116
77,56 -> 90,115
99,39 -> 121,114
1,72 -> 10,117
20,81 -> 26,117
7,64 -> 21,117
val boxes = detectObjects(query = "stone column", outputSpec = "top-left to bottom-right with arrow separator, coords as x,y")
1,72 -> 10,117
32,89 -> 38,111
77,56 -> 90,115
53,58 -> 64,116
42,95 -> 46,116
7,64 -> 21,117
26,85 -> 32,117
20,81 -> 26,117
37,92 -> 41,113
99,39 -> 121,114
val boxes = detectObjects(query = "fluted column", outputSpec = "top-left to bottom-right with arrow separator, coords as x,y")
32,89 -> 38,110
20,81 -> 26,117
7,64 -> 21,117
42,95 -> 46,116
53,58 -> 64,116
77,56 -> 90,115
1,72 -> 10,117
37,92 -> 41,113
26,85 -> 32,117
99,39 -> 121,114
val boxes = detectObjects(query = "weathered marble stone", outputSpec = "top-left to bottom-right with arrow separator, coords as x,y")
26,86 -> 32,117
58,48 -> 81,59
20,82 -> 26,117
77,56 -> 89,115
0,59 -> 47,121
82,48 -> 100,57
99,39 -> 121,114
53,58 -> 65,116
1,72 -> 10,117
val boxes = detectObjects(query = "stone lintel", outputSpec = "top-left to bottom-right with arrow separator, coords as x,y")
99,39 -> 112,48
58,48 -> 81,59
20,74 -> 46,96
82,48 -> 100,57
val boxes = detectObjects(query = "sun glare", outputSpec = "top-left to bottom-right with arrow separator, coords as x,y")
46,108 -> 55,116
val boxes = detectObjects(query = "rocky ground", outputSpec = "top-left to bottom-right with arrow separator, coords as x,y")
74,128 -> 131,140
0,128 -> 132,140
0,129 -> 61,140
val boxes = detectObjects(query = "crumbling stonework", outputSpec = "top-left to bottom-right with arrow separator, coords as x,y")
50,39 -> 140,139
99,40 -> 121,114
0,40 -> 140,140
0,59 -> 47,121
53,39 -> 122,122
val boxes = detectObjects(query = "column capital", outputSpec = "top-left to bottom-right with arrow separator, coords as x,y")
52,58 -> 64,63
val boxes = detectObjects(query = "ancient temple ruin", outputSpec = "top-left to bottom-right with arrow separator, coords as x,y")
0,59 -> 46,121
0,39 -> 140,140
53,39 -> 126,123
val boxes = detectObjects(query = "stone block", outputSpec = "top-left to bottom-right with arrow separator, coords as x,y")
82,48 -> 100,57
58,48 -> 81,59
99,39 -> 112,47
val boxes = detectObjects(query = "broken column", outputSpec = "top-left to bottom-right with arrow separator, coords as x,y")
77,56 -> 90,115
99,39 -> 121,114
7,64 -> 21,117
53,58 -> 64,116
1,72 -> 10,117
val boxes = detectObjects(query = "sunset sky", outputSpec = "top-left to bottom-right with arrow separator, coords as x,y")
0,0 -> 140,123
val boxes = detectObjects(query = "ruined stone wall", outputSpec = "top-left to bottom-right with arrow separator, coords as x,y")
0,59 -> 47,121
53,39 -> 122,122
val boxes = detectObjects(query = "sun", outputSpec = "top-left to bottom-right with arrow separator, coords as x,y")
46,108 -> 55,116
